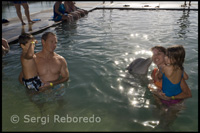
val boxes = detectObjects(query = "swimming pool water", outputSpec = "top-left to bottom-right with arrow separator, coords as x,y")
2,9 -> 198,131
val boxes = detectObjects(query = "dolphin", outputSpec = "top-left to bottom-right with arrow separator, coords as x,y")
126,57 -> 152,75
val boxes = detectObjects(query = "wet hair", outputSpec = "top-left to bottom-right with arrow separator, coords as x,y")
166,45 -> 185,70
41,32 -> 56,41
18,33 -> 34,46
151,46 -> 166,55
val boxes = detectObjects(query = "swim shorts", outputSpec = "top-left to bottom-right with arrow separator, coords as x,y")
54,15 -> 62,22
22,76 -> 43,91
53,13 -> 68,22
13,1 -> 27,4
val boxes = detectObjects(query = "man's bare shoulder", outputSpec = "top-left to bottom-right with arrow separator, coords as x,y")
54,53 -> 67,64
54,53 -> 65,59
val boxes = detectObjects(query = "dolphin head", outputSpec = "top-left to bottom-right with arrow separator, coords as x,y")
127,57 -> 152,75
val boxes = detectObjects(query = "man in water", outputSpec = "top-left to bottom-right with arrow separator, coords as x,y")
19,32 -> 69,91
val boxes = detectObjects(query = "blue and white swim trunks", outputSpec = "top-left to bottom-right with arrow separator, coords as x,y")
22,76 -> 43,91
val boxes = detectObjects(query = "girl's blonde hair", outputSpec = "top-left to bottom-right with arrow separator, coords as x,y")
166,45 -> 185,70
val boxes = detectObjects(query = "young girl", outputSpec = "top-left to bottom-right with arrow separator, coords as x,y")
156,45 -> 188,105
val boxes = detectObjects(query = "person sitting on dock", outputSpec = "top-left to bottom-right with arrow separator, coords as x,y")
53,1 -> 73,22
64,1 -> 88,18
73,1 -> 88,16
64,1 -> 81,20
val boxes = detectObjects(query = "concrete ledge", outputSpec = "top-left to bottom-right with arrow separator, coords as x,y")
94,7 -> 198,11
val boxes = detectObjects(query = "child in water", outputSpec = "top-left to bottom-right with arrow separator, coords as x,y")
149,45 -> 190,106
156,45 -> 188,105
19,33 -> 43,91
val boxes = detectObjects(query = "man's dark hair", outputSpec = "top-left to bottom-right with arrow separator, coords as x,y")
41,32 -> 56,41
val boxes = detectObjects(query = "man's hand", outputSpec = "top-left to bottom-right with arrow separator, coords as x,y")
38,82 -> 52,92
153,91 -> 171,101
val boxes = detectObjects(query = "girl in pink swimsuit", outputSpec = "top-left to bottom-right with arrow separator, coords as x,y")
157,45 -> 186,106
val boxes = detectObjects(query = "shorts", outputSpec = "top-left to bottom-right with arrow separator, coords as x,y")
13,1 -> 27,4
22,76 -> 43,91
54,15 -> 62,22
53,13 -> 68,22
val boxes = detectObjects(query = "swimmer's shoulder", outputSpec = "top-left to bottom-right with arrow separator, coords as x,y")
54,53 -> 66,60
54,53 -> 68,64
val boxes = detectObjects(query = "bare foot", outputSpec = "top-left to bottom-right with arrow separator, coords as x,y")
28,20 -> 36,24
22,22 -> 26,25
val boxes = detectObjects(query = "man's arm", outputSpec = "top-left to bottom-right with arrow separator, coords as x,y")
53,57 -> 69,86
173,79 -> 192,99
154,78 -> 192,100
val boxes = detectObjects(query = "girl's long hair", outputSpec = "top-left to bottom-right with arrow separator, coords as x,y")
166,45 -> 185,70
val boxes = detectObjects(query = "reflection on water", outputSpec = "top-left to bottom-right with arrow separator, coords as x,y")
21,23 -> 34,34
2,9 -> 198,131
176,9 -> 191,39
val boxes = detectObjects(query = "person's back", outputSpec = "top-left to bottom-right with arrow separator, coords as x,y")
64,1 -> 81,19
19,34 -> 37,79
161,65 -> 183,97
53,2 -> 64,19
159,45 -> 186,97
53,1 -> 72,22
64,1 -> 73,13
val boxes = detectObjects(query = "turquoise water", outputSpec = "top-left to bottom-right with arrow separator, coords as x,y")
2,9 -> 198,131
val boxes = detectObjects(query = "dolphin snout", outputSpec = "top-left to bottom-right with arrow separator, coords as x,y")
145,57 -> 152,64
